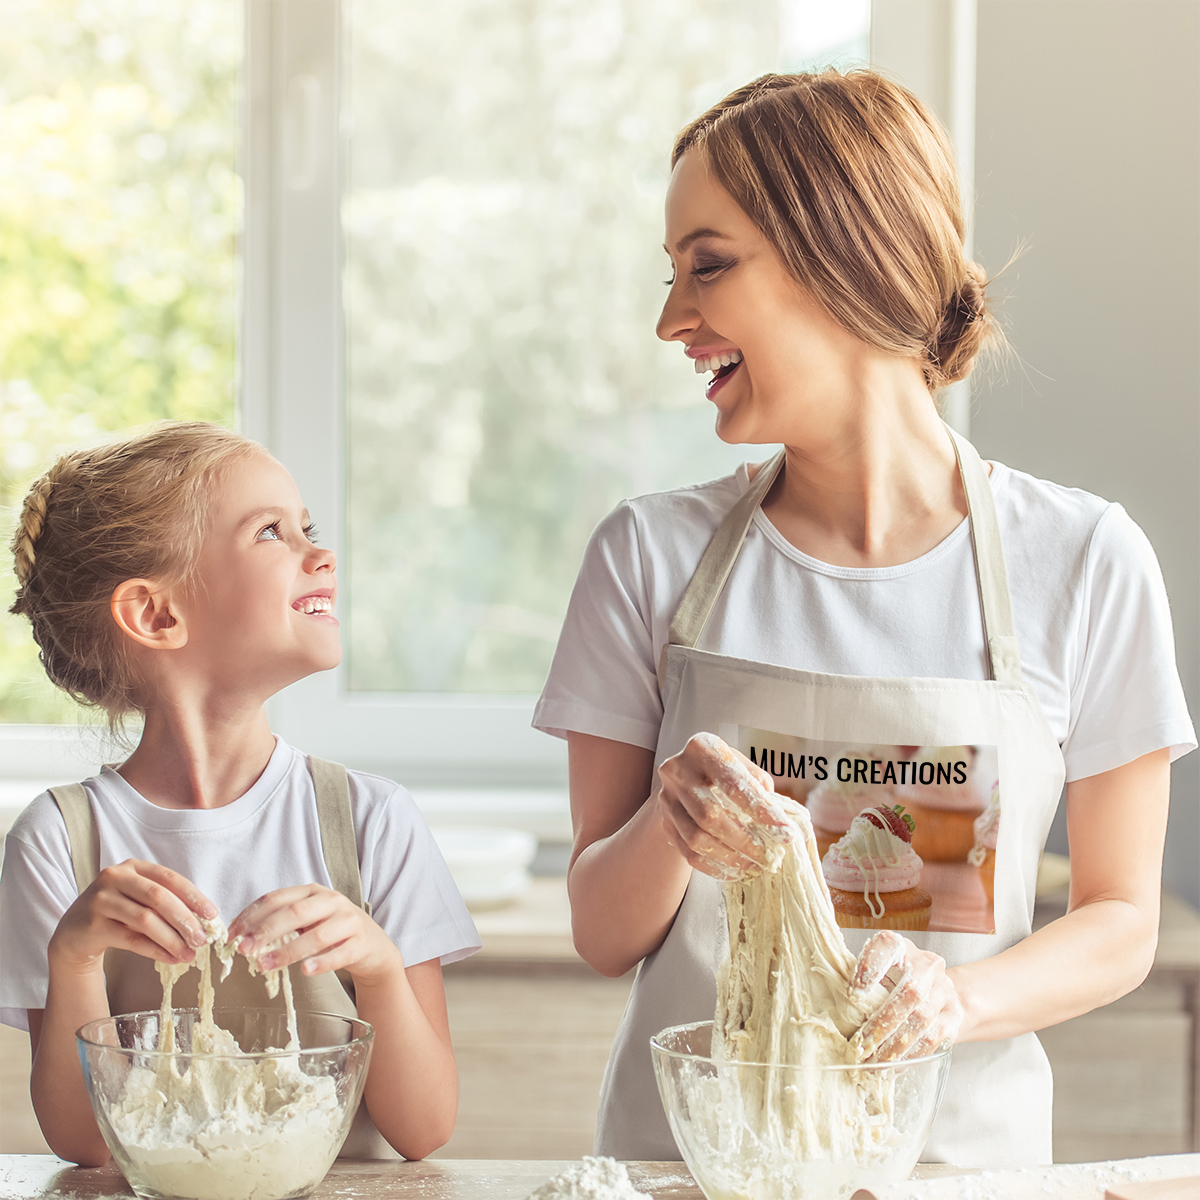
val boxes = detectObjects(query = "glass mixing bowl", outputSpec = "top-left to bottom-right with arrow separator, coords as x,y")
77,1008 -> 374,1200
651,1021 -> 951,1200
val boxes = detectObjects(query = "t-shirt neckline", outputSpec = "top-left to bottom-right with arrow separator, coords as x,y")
735,459 -> 1008,581
93,736 -> 295,831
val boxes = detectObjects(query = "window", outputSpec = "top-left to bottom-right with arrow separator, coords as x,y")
2,0 -> 974,799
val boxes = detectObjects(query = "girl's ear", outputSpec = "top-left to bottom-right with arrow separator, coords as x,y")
111,580 -> 188,650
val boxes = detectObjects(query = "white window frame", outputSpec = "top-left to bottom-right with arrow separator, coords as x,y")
0,0 -> 977,802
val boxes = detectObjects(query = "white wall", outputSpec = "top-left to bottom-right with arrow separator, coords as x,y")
971,1 -> 1199,905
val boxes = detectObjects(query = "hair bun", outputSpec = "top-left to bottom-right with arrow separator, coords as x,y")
930,262 -> 991,388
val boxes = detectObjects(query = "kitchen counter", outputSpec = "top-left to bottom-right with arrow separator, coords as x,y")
0,1156 -> 700,1198
0,1155 -> 982,1199
4,1154 -> 1199,1200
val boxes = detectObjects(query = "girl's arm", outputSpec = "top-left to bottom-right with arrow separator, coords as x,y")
565,732 -> 775,977
230,889 -> 456,1159
30,861 -> 217,1165
951,747 -> 1169,1040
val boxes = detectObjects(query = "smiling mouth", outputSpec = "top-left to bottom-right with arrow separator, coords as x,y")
293,596 -> 333,615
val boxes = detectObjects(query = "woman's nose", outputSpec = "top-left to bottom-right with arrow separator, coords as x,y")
656,277 -> 700,344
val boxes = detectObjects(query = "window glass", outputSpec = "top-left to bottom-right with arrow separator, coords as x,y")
0,0 -> 241,722
343,0 -> 870,694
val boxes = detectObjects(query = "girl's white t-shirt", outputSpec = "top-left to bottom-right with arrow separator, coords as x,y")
0,737 -> 481,1031
534,460 -> 1195,779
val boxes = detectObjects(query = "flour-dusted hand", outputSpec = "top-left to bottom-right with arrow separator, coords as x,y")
229,885 -> 402,987
49,859 -> 218,975
849,930 -> 964,1061
657,731 -> 799,882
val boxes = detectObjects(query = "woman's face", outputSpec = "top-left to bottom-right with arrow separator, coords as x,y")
658,151 -> 883,447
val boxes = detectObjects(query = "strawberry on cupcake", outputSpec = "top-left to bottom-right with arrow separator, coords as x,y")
822,805 -> 932,932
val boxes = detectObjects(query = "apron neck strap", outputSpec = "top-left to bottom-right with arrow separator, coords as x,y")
945,425 -> 1022,685
659,430 -> 1023,690
658,448 -> 785,689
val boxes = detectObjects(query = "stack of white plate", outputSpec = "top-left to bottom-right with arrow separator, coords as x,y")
431,826 -> 538,911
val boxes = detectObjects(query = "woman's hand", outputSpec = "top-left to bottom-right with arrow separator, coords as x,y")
49,859 -> 217,975
657,731 -> 797,881
229,885 -> 402,987
850,930 -> 963,1060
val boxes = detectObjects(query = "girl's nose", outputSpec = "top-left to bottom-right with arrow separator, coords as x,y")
656,276 -> 701,344
309,544 -> 336,573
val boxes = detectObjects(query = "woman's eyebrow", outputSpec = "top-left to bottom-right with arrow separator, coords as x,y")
669,228 -> 733,254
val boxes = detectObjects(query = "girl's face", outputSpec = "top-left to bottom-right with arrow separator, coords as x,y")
181,452 -> 341,697
657,151 -> 890,447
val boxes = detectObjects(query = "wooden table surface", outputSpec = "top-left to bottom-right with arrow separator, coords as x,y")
0,1155 -> 977,1199
0,1155 -> 708,1199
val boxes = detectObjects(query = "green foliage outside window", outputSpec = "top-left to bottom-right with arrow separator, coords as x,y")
0,0 -> 240,722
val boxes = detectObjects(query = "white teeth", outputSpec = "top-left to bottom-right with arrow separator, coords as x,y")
693,351 -> 742,374
295,597 -> 332,615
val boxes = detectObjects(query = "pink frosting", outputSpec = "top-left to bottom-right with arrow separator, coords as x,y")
821,813 -> 924,894
806,781 -> 891,833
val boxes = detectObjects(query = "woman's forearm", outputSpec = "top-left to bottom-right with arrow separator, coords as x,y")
568,793 -> 693,977
31,964 -> 113,1166
952,892 -> 1158,1043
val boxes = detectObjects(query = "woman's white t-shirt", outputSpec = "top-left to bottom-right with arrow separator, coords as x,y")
0,737 -> 481,1031
534,460 -> 1195,779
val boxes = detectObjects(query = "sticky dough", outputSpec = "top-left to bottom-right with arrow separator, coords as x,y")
672,773 -> 931,1198
106,920 -> 342,1200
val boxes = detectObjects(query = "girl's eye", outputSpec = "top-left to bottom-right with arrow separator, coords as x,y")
692,260 -> 730,280
256,521 -> 282,542
304,524 -> 319,544
663,269 -> 676,287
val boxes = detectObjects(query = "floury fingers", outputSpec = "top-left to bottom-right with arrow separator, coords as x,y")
689,731 -> 801,872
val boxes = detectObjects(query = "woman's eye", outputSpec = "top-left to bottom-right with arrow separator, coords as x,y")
304,524 -> 319,544
256,522 -> 282,542
692,260 -> 729,279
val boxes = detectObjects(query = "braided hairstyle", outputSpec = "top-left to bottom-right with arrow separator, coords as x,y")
9,422 -> 261,720
673,70 -> 1001,392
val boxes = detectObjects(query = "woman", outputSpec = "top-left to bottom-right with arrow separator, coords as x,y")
533,72 -> 1195,1167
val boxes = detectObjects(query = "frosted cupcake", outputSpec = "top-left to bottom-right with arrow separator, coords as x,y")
967,780 -> 1000,904
822,806 -> 932,932
805,745 -> 900,857
891,746 -> 986,862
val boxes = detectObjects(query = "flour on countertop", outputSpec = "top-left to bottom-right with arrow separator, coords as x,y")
526,1156 -> 648,1200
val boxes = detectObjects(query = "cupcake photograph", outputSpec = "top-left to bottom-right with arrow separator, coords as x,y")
822,805 -> 932,932
891,745 -> 990,862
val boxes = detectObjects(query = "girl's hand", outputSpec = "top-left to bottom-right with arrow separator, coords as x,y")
49,859 -> 217,975
657,731 -> 797,882
850,930 -> 964,1061
229,885 -> 402,987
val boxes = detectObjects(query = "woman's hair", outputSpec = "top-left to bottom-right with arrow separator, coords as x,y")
673,70 -> 999,390
9,421 -> 262,721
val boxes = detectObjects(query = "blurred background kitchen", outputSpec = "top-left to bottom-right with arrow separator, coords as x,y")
1,0 -> 1196,1164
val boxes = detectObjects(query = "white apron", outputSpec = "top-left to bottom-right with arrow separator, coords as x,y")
594,429 -> 1065,1168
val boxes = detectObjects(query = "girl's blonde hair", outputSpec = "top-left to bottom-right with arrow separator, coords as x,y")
674,70 -> 998,390
9,421 -> 262,720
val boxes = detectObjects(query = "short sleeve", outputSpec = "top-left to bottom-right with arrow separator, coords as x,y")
351,774 -> 481,967
533,501 -> 664,750
0,797 -> 79,1030
1062,504 -> 1196,781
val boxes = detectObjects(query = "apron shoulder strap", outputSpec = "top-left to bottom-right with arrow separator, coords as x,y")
658,450 -> 786,690
49,782 -> 100,895
307,756 -> 372,916
945,427 -> 1023,686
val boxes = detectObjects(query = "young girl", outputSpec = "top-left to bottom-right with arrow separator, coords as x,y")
0,421 -> 480,1166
